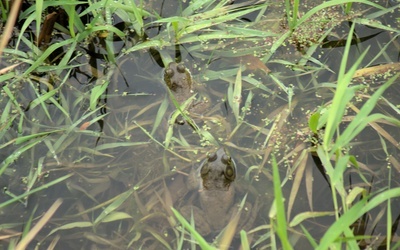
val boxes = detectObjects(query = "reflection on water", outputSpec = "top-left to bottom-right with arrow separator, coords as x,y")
1,0 -> 400,249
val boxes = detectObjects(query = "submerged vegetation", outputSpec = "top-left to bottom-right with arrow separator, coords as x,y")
0,0 -> 399,249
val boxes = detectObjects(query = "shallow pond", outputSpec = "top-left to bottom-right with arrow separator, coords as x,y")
0,0 -> 399,249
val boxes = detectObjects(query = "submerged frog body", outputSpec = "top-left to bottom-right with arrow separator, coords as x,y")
180,148 -> 256,236
163,62 -> 209,124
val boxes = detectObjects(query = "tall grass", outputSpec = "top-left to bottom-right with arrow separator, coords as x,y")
293,22 -> 400,249
0,0 -> 399,249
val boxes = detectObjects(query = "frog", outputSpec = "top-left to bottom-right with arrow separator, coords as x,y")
163,62 -> 209,125
178,148 -> 258,236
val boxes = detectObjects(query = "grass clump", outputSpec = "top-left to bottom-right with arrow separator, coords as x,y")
0,0 -> 399,249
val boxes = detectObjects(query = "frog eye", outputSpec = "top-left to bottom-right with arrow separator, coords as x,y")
224,164 -> 236,181
177,64 -> 186,73
221,154 -> 231,165
165,68 -> 174,77
207,152 -> 217,162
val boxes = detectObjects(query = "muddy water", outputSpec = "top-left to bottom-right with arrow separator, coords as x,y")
1,0 -> 399,249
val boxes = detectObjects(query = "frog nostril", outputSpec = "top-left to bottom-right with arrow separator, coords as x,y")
177,64 -> 186,73
208,152 -> 217,162
221,154 -> 230,164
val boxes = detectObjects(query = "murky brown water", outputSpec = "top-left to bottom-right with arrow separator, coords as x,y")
1,0 -> 399,249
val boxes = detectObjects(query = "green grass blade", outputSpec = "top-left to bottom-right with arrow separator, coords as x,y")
90,81 -> 110,111
323,22 -> 369,151
35,0 -> 43,45
0,138 -> 43,176
228,66 -> 242,124
171,207 -> 216,250
296,0 -> 385,28
94,189 -> 135,225
151,96 -> 169,135
317,188 -> 400,249
332,73 -> 400,152
15,130 -> 64,145
48,221 -> 93,235
316,198 -> 367,250
22,38 -> 74,76
0,173 -> 73,209
272,155 -> 293,250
